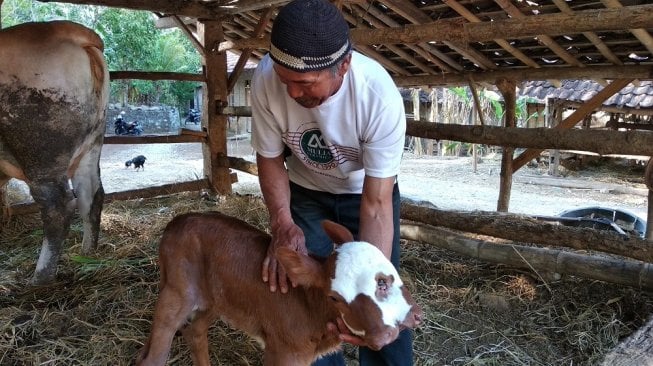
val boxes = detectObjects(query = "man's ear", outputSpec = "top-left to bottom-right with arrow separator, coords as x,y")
276,247 -> 326,288
321,220 -> 354,245
337,53 -> 352,77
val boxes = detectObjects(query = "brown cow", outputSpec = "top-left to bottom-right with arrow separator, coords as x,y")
136,211 -> 422,366
0,21 -> 108,284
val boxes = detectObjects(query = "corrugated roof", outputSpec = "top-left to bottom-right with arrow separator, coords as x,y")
519,80 -> 653,109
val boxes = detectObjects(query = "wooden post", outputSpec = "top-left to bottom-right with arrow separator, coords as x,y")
496,78 -> 517,212
645,159 -> 653,240
198,21 -> 232,194
547,99 -> 561,176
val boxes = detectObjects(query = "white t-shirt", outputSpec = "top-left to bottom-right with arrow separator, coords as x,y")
251,52 -> 405,194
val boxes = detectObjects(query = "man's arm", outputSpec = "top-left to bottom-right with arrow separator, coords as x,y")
359,175 -> 396,259
256,153 -> 307,293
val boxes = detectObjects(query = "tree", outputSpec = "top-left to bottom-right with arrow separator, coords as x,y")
1,0 -> 201,110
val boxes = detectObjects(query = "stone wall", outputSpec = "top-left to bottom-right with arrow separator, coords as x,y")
106,104 -> 181,135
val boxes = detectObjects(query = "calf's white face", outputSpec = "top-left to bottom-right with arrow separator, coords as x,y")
330,241 -> 414,340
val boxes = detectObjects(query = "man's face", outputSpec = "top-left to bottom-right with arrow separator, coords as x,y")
273,54 -> 351,108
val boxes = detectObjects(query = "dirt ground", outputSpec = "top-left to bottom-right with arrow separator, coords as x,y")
3,138 -> 653,366
97,139 -> 649,221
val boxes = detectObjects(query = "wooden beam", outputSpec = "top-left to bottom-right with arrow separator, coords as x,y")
496,78 -> 517,212
220,5 -> 653,51
342,11 -> 439,75
35,0 -> 288,18
602,0 -> 653,55
393,65 -> 653,86
199,20 -> 232,194
377,0 -> 496,70
552,0 -> 622,65
443,0 -> 540,69
350,3 -> 459,72
109,71 -> 205,82
227,7 -> 274,94
495,0 -> 583,67
354,44 -> 411,76
9,179 -> 211,215
401,202 -> 653,263
405,121 -> 653,156
36,0 -> 228,18
172,15 -> 205,57
512,78 -> 633,170
103,134 -> 205,144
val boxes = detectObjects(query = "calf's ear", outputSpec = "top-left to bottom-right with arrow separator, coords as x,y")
321,220 -> 354,245
276,247 -> 327,288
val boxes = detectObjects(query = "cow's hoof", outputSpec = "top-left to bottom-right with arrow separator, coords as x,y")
29,272 -> 56,286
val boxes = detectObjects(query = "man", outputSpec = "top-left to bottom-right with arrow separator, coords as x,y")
250,0 -> 411,365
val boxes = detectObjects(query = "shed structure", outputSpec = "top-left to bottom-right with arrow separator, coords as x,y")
2,0 -> 653,361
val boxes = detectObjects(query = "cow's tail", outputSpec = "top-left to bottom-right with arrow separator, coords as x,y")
84,46 -> 108,98
48,21 -> 107,97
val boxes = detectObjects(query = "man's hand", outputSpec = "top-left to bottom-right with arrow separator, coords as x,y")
262,221 -> 306,293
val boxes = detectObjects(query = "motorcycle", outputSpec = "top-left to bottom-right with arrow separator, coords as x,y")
114,118 -> 143,136
185,109 -> 201,124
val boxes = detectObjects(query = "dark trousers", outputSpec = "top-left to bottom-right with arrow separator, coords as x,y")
289,181 -> 414,366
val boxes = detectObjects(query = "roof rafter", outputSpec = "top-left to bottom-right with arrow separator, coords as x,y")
221,5 -> 653,52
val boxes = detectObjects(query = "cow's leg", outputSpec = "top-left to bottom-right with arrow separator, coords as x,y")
180,311 -> 215,366
136,286 -> 195,366
28,177 -> 75,285
71,143 -> 104,254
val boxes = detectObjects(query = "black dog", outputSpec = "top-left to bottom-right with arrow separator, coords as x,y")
125,155 -> 147,171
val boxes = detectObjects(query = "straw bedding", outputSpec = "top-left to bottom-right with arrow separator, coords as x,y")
1,192 -> 651,365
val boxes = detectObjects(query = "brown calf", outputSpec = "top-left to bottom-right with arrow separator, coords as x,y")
135,211 -> 422,366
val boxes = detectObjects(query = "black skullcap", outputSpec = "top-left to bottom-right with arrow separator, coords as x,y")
270,0 -> 351,72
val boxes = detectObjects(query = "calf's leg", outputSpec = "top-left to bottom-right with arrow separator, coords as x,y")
180,311 -> 215,366
28,178 -> 75,285
136,286 -> 198,366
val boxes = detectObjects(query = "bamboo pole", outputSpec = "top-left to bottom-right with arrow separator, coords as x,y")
400,223 -> 653,290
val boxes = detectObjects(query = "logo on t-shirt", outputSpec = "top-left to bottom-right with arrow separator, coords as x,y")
283,123 -> 359,176
300,130 -> 332,164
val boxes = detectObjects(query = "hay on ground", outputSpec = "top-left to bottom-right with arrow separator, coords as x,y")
0,192 -> 651,365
